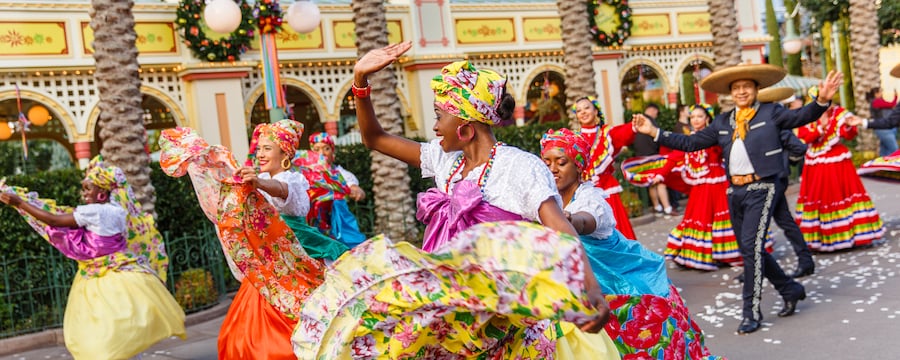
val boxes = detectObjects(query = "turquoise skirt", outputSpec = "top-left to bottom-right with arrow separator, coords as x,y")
281,215 -> 349,261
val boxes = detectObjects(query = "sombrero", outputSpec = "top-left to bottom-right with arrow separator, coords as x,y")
757,87 -> 796,103
891,62 -> 900,78
700,63 -> 787,94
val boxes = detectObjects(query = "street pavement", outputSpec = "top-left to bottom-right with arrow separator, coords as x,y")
2,177 -> 898,360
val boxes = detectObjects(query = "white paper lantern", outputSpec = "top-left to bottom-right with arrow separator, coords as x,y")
204,0 -> 243,34
782,38 -> 803,55
286,1 -> 321,34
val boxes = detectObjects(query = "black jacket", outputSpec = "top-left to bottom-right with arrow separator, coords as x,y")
868,104 -> 900,130
657,101 -> 828,179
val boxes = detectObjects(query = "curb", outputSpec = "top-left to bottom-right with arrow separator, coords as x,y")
0,293 -> 234,357
630,212 -> 656,227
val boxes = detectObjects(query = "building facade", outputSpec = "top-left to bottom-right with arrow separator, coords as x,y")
0,0 -> 769,168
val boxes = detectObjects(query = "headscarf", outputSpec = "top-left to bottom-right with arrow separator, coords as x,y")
807,86 -> 819,105
309,132 -> 334,149
85,156 -> 127,191
430,60 -> 508,126
689,103 -> 715,121
569,96 -> 605,125
246,119 -> 304,166
540,128 -> 591,172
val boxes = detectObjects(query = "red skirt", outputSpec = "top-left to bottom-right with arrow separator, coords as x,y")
606,192 -> 637,240
666,182 -> 741,270
797,156 -> 884,251
218,281 -> 298,360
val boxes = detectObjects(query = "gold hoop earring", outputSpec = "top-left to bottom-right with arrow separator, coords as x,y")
281,157 -> 291,170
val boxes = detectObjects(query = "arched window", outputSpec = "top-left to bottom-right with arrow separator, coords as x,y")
681,59 -> 716,106
92,94 -> 180,162
0,98 -> 74,174
621,63 -> 666,112
248,85 -> 324,150
524,71 -> 567,124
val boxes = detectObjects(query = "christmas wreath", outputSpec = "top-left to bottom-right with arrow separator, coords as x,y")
175,0 -> 255,62
587,0 -> 632,47
253,0 -> 284,34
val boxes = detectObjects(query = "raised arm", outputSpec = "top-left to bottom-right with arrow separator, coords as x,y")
633,113 -> 718,152
775,71 -> 842,129
353,42 -> 422,167
0,193 -> 78,228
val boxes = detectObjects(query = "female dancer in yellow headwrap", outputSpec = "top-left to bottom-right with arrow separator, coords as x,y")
0,157 -> 185,360
291,42 -> 618,359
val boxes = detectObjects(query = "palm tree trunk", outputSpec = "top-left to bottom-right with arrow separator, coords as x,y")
90,0 -> 155,217
765,0 -> 783,67
352,0 -> 418,242
707,0 -> 741,111
556,0 -> 596,128
708,0 -> 742,69
848,0 -> 881,153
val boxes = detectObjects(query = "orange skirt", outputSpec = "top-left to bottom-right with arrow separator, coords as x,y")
217,281 -> 298,360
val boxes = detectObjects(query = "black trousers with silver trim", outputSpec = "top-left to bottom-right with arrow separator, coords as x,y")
727,177 -> 805,321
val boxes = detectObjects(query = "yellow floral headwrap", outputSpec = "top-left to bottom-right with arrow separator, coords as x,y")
85,156 -> 127,190
430,61 -> 508,126
247,119 -> 304,166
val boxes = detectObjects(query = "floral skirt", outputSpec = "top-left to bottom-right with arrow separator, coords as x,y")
64,270 -> 185,360
605,286 -> 723,360
291,221 -> 615,359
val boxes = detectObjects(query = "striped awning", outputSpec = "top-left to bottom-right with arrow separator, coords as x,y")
770,74 -> 820,92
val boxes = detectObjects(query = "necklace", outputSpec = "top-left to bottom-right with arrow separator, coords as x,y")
444,142 -> 504,194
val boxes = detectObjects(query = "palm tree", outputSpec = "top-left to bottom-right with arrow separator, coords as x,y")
555,0 -> 597,128
707,0 -> 742,69
847,0 -> 881,153
707,0 -> 741,111
352,0 -> 418,242
89,0 -> 156,217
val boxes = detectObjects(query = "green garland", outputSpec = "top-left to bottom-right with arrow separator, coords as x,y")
587,0 -> 632,47
175,0 -> 255,62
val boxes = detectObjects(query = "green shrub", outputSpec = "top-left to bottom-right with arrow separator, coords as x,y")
174,268 -> 219,311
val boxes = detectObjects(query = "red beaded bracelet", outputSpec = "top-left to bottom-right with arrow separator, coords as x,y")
351,83 -> 371,98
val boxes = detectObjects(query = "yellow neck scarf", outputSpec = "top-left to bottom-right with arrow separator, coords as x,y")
732,107 -> 757,141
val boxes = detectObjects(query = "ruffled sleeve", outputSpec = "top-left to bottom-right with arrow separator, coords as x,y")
335,165 -> 359,186
259,171 -> 311,217
481,146 -> 561,221
73,203 -> 127,237
565,184 -> 616,240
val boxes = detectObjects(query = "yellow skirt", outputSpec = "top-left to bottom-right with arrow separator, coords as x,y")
63,271 -> 186,360
556,322 -> 621,360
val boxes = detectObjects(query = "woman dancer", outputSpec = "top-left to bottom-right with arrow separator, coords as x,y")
0,158 -> 185,360
541,128 -> 722,359
160,121 -> 336,359
291,42 -> 616,359
294,131 -> 367,248
571,96 -> 639,239
796,89 -> 884,251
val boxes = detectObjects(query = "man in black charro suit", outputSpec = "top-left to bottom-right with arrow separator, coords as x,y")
633,64 -> 843,334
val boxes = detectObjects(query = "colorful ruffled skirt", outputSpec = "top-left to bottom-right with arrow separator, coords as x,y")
798,155 -> 884,251
858,149 -> 900,182
330,199 -> 367,248
666,181 -> 773,270
582,230 -> 722,359
291,221 -> 618,359
64,270 -> 185,360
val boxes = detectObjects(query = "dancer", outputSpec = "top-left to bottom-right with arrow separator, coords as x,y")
541,128 -> 722,359
0,158 -> 185,360
292,42 -> 616,359
294,131 -> 367,248
795,89 -> 884,251
653,104 -> 748,270
571,96 -> 639,239
160,123 -> 330,360
633,64 -> 843,334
